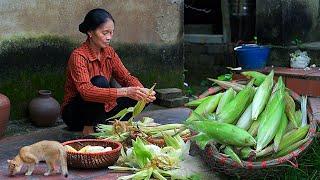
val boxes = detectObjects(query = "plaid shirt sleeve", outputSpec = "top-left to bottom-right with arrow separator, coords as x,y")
68,52 -> 118,103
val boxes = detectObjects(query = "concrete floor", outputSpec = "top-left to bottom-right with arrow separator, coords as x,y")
0,107 -> 221,180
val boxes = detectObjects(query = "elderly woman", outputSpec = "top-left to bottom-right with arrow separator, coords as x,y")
61,8 -> 156,135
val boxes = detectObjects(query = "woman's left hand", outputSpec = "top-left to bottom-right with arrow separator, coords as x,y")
141,88 -> 156,103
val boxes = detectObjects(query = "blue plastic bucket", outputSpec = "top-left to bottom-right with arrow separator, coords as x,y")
234,45 -> 270,69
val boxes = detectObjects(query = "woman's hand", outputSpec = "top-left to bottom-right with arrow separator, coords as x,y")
117,87 -> 156,102
140,88 -> 156,103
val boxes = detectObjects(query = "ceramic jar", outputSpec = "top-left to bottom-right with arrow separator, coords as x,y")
0,93 -> 10,137
29,90 -> 60,127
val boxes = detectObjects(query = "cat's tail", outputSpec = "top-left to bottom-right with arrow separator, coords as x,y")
59,147 -> 68,178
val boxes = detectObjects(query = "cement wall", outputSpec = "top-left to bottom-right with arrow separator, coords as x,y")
0,0 -> 184,120
0,0 -> 183,44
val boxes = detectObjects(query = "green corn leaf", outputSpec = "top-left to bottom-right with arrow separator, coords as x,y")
106,108 -> 129,121
133,83 -> 156,117
132,137 -> 153,168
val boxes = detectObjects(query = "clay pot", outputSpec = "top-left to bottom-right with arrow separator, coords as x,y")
29,90 -> 60,127
0,93 -> 10,138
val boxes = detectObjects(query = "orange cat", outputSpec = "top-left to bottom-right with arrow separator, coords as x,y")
7,140 -> 68,177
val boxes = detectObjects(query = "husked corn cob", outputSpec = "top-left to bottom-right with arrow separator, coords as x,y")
207,78 -> 245,92
252,70 -> 274,120
241,71 -> 267,86
256,77 -> 285,151
278,125 -> 309,151
275,138 -> 308,158
224,146 -> 243,167
184,96 -> 209,107
285,91 -> 299,128
236,103 -> 253,130
273,113 -> 288,152
216,88 -> 236,114
186,93 -> 223,122
189,119 -> 256,147
217,80 -> 255,124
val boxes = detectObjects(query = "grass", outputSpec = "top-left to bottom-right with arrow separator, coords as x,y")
0,66 -> 65,120
281,136 -> 320,179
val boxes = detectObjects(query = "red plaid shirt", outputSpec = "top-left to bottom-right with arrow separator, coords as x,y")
62,39 -> 143,112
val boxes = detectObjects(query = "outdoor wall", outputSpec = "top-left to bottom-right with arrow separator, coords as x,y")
257,0 -> 320,45
256,0 -> 320,67
0,0 -> 183,120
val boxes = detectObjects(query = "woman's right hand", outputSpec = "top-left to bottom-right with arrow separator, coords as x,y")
127,87 -> 149,101
118,87 -> 156,102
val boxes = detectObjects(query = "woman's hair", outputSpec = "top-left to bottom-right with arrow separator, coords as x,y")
79,8 -> 114,34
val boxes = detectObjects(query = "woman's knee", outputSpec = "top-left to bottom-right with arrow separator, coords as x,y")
90,75 -> 110,88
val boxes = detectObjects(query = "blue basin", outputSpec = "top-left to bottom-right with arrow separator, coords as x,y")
234,44 -> 270,69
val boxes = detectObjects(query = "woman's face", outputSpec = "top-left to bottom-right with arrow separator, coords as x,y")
88,19 -> 114,49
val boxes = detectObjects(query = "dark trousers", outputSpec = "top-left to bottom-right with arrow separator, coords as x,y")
62,76 -> 137,131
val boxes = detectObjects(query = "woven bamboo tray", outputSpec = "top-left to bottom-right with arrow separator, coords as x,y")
62,139 -> 122,169
197,90 -> 317,178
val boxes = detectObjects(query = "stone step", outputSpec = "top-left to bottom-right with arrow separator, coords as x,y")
155,88 -> 183,100
154,96 -> 189,108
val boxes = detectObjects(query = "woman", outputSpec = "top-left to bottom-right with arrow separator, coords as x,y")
61,8 -> 156,135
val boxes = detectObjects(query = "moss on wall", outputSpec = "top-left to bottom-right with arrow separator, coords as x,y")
112,42 -> 184,89
0,34 -> 183,120
0,34 -> 78,120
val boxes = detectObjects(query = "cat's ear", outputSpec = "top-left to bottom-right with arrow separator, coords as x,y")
7,160 -> 11,163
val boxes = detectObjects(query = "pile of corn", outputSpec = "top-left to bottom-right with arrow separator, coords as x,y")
185,71 -> 310,166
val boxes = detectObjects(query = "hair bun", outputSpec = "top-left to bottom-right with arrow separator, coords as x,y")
79,22 -> 87,34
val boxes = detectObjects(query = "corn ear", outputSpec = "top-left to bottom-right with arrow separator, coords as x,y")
152,169 -> 167,180
256,145 -> 274,158
275,138 -> 308,158
236,103 -> 253,130
223,146 -> 243,167
247,119 -> 260,137
184,96 -> 209,107
207,78 -> 245,92
251,70 -> 274,120
278,125 -> 309,151
151,129 -> 190,138
217,80 -> 255,124
273,112 -> 288,152
256,77 -> 285,151
240,147 -> 256,160
286,121 -> 296,133
241,71 -> 267,86
295,110 -> 302,127
301,96 -> 308,127
284,91 -> 299,128
216,88 -> 236,114
133,83 -> 156,117
163,133 -> 180,149
192,132 -> 215,150
140,124 -> 185,134
188,118 -> 256,147
186,93 -> 223,122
